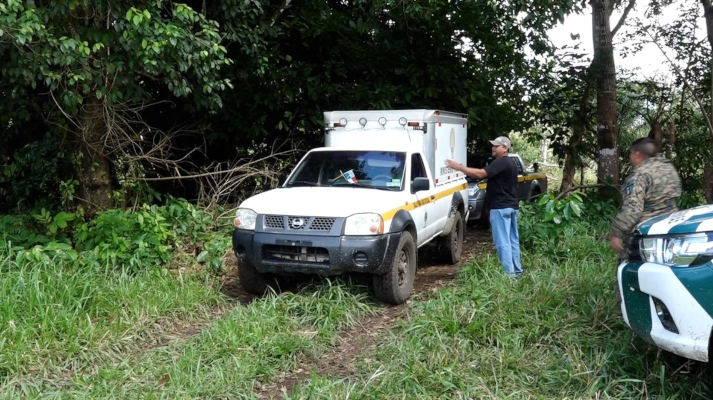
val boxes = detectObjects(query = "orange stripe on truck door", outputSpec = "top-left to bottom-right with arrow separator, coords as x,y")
381,182 -> 467,221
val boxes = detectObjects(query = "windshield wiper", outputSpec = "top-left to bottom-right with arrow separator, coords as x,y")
287,181 -> 320,187
332,182 -> 394,191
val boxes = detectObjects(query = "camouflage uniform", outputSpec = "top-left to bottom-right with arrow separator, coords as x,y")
611,156 -> 682,260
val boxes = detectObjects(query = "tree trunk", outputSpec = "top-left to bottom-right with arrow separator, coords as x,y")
702,0 -> 713,202
560,81 -> 592,193
648,121 -> 664,154
591,0 -> 619,197
75,97 -> 114,213
560,125 -> 584,193
665,121 -> 675,160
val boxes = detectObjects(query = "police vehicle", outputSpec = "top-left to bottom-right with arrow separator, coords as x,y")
618,204 -> 713,362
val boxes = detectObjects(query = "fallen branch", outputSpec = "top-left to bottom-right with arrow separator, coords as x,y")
555,183 -> 619,200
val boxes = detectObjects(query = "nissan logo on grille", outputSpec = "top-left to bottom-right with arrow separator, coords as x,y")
290,218 -> 305,229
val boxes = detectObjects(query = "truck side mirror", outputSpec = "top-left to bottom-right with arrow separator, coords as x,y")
532,162 -> 539,172
412,177 -> 430,193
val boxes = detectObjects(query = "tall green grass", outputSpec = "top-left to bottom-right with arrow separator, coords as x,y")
0,244 -> 381,398
288,220 -> 713,399
2,197 -> 712,399
0,241 -> 225,382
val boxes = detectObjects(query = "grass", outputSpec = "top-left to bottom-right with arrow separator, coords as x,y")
1,208 -> 712,399
0,242 -> 381,398
287,223 -> 713,399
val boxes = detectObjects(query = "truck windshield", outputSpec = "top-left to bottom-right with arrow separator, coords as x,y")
286,150 -> 406,191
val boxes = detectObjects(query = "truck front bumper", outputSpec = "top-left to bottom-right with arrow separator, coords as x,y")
232,229 -> 401,276
468,198 -> 484,221
618,261 -> 713,362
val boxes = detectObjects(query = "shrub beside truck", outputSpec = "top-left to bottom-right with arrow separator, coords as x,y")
232,110 -> 469,304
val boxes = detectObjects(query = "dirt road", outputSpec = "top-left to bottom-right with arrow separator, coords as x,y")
219,225 -> 493,398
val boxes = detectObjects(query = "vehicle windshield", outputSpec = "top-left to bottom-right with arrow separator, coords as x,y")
286,150 -> 406,191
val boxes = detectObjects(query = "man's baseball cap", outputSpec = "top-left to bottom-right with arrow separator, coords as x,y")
489,136 -> 512,149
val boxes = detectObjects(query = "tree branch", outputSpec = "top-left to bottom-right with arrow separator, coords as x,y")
555,183 -> 619,200
611,0 -> 636,38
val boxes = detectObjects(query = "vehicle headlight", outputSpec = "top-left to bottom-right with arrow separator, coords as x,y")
344,213 -> 383,235
468,186 -> 479,196
640,233 -> 713,267
234,208 -> 257,230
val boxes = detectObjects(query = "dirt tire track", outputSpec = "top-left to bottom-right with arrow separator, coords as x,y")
246,225 -> 493,399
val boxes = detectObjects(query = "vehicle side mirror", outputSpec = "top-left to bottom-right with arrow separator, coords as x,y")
532,162 -> 539,172
412,177 -> 430,193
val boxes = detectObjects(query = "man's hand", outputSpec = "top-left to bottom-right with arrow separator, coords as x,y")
445,159 -> 462,171
609,235 -> 624,252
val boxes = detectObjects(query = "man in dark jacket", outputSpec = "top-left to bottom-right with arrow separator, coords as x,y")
446,136 -> 522,277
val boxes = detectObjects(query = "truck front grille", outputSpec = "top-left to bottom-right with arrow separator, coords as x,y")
263,245 -> 329,263
263,215 -> 336,231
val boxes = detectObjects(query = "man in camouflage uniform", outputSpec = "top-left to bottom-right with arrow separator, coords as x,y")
609,137 -> 682,258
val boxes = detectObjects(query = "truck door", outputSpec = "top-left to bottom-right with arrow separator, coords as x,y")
409,153 -> 437,246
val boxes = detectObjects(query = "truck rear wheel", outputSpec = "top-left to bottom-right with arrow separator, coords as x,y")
238,262 -> 282,296
373,231 -> 416,305
440,210 -> 463,264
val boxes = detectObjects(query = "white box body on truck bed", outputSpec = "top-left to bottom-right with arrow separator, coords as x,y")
232,110 -> 469,304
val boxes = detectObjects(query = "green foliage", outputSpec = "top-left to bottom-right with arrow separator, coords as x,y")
0,214 -> 50,247
0,133 -> 68,213
32,208 -> 77,238
1,197 -> 229,273
677,191 -> 705,210
540,192 -> 584,224
519,192 -> 616,258
0,0 -> 234,212
0,0 -> 231,113
205,0 -> 582,149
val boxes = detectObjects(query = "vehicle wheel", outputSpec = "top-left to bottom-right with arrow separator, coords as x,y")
439,210 -> 463,264
238,262 -> 283,295
530,189 -> 542,202
372,231 -> 416,305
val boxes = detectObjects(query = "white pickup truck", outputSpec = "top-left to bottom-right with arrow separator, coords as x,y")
232,110 -> 470,304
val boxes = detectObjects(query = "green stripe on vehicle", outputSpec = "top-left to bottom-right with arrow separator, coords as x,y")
621,263 -> 653,343
671,263 -> 713,317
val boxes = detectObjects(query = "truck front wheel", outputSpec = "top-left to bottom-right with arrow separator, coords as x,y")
238,262 -> 282,296
439,210 -> 463,264
373,231 -> 416,305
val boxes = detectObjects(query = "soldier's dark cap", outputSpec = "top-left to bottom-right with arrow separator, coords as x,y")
489,136 -> 511,149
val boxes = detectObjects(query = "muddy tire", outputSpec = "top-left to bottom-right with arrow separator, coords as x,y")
238,262 -> 283,295
439,210 -> 463,264
373,231 -> 416,305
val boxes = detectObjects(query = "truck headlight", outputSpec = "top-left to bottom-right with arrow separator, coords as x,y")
640,233 -> 713,267
344,213 -> 383,235
468,186 -> 479,197
234,208 -> 257,230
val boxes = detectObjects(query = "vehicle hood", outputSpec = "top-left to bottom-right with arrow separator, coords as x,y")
239,187 -> 404,217
637,205 -> 713,236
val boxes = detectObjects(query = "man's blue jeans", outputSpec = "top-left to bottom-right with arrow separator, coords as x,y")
489,208 -> 523,276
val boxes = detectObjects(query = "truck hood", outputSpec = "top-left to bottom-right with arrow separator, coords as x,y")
239,187 -> 404,217
637,205 -> 713,236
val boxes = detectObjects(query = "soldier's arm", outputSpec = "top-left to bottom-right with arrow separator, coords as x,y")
611,173 -> 651,238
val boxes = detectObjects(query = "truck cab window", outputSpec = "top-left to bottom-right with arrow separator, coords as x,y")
410,154 -> 428,191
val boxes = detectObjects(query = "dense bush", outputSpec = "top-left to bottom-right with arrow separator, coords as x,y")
1,197 -> 231,274
0,133 -> 69,213
519,192 -> 617,259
